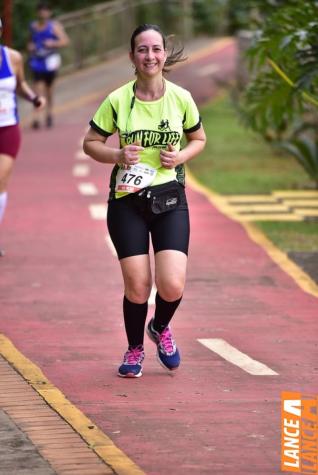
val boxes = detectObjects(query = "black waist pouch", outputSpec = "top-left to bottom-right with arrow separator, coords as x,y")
138,181 -> 184,215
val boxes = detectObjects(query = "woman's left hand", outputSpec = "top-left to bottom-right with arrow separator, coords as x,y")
160,143 -> 180,169
33,96 -> 46,110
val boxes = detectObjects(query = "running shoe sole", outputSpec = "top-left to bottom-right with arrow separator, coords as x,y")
118,370 -> 142,378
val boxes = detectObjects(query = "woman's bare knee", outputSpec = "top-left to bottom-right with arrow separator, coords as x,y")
125,281 -> 152,303
120,255 -> 152,303
156,278 -> 184,302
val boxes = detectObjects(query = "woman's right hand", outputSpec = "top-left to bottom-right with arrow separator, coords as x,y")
118,142 -> 144,168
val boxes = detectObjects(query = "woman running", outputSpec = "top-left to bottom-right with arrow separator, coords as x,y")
0,18 -> 45,256
83,24 -> 206,378
28,1 -> 69,128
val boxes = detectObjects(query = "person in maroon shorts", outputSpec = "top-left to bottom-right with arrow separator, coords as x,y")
0,18 -> 45,255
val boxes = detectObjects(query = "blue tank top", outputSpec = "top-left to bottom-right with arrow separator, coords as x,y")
0,46 -> 18,126
29,20 -> 58,73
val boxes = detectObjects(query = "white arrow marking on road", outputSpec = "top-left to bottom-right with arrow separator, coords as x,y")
89,204 -> 107,220
78,182 -> 98,196
73,164 -> 90,177
197,338 -> 278,376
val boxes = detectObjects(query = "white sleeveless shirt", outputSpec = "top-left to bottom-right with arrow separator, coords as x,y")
0,46 -> 18,127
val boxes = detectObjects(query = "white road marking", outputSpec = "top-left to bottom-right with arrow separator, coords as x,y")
197,63 -> 220,77
78,182 -> 98,196
197,338 -> 278,376
75,150 -> 89,160
105,234 -> 117,257
148,285 -> 157,306
89,203 -> 107,220
73,164 -> 90,177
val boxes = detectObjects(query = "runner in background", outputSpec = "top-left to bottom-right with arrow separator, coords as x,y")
83,24 -> 206,378
27,1 -> 69,129
0,19 -> 45,256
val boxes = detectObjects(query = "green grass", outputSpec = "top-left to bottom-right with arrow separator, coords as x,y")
257,221 -> 318,252
188,94 -> 318,253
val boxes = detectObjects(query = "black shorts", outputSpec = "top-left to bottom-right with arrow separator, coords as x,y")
32,70 -> 57,86
107,184 -> 190,260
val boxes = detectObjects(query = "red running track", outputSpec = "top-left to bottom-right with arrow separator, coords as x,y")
1,42 -> 317,474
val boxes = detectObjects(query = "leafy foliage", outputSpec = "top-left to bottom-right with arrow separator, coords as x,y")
278,137 -> 318,183
192,0 -> 228,34
238,0 -> 318,186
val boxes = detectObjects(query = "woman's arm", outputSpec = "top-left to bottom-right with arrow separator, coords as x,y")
44,21 -> 70,49
10,49 -> 45,108
160,125 -> 206,169
83,127 -> 144,166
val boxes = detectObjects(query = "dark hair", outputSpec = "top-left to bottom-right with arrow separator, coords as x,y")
37,1 -> 51,10
130,24 -> 187,72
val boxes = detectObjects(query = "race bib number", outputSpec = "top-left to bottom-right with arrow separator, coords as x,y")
115,163 -> 157,193
0,91 -> 12,113
45,53 -> 61,71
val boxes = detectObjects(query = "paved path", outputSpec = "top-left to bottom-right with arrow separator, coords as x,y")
1,37 -> 317,475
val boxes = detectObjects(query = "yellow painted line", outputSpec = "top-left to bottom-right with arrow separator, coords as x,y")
0,334 -> 145,475
283,199 -> 318,206
231,204 -> 290,213
294,209 -> 318,217
234,214 -> 303,222
59,53 -> 128,84
183,37 -> 234,66
273,190 -> 318,198
243,222 -> 318,297
227,195 -> 278,203
186,167 -> 318,298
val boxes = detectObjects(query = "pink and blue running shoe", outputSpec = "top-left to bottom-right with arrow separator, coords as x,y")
146,318 -> 180,371
118,345 -> 145,378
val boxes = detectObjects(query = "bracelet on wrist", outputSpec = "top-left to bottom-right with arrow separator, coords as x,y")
31,95 -> 41,107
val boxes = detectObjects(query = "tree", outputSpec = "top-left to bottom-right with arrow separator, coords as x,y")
238,0 -> 318,186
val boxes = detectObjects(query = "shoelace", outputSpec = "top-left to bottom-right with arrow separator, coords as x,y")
159,327 -> 175,354
124,345 -> 144,365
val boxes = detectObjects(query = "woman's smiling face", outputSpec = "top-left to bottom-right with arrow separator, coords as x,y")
130,29 -> 167,78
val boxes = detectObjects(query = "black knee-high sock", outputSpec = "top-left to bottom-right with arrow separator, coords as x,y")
123,296 -> 148,348
153,292 -> 182,333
